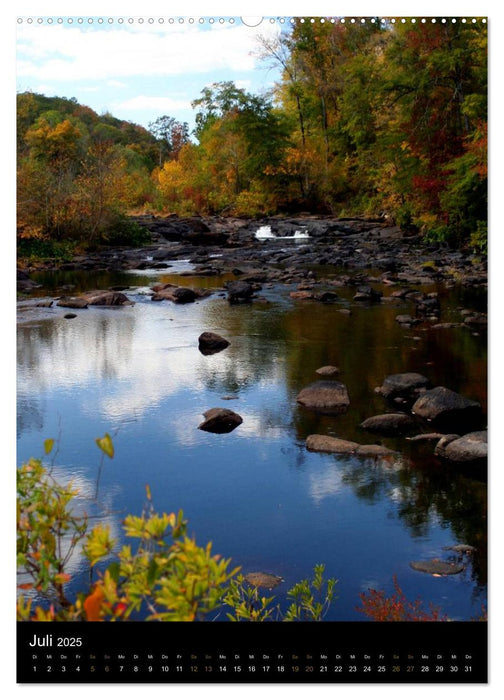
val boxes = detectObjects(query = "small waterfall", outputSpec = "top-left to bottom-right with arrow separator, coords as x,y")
255,225 -> 310,240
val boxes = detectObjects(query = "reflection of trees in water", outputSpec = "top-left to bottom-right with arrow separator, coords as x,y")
198,293 -> 487,595
17,396 -> 44,439
195,303 -> 291,395
334,454 -> 487,589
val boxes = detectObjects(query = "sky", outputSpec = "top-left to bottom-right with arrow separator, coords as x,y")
16,17 -> 286,133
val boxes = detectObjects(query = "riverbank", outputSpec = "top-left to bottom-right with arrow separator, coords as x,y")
17,215 -> 487,296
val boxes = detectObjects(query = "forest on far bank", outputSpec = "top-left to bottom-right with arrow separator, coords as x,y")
17,18 -> 487,258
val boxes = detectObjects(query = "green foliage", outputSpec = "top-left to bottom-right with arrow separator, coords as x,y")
283,564 -> 337,621
223,564 -> 337,622
17,237 -> 77,263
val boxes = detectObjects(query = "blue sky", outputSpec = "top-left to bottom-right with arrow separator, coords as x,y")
16,17 -> 286,133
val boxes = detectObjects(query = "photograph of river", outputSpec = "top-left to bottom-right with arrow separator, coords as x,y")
16,12 -> 488,684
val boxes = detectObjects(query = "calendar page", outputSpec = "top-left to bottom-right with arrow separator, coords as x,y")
15,11 -> 488,684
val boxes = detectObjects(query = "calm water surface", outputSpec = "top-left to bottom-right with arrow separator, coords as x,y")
17,263 -> 487,620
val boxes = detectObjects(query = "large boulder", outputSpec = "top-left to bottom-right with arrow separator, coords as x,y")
297,381 -> 350,414
434,431 -> 487,463
411,386 -> 482,430
360,413 -> 417,435
198,408 -> 243,434
198,332 -> 230,355
376,372 -> 430,401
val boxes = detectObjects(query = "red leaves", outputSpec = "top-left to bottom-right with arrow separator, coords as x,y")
357,575 -> 448,622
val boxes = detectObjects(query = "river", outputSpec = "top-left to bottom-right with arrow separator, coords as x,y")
17,258 -> 487,620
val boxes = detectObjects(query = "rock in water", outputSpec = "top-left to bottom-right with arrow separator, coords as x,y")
306,435 -> 360,454
434,431 -> 487,463
377,372 -> 430,400
225,280 -> 254,304
297,381 -> 350,414
151,286 -> 196,303
410,559 -> 464,575
82,290 -> 133,306
56,297 -> 89,309
412,387 -> 482,430
198,332 -> 230,355
355,444 -> 398,457
360,413 -> 417,435
198,408 -> 243,434
442,544 -> 476,554
315,365 -> 340,376
244,572 -> 283,590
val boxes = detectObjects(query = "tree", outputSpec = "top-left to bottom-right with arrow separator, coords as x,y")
148,115 -> 189,165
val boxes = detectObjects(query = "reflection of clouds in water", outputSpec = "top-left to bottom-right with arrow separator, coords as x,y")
308,466 -> 344,504
18,301 -> 286,422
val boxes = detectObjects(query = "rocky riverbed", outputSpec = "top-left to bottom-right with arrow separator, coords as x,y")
17,214 -> 488,293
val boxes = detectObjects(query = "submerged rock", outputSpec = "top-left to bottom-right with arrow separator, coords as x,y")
412,387 -> 482,430
198,331 -> 230,355
355,444 -> 397,457
244,572 -> 283,590
410,559 -> 464,576
360,413 -> 417,435
297,381 -> 350,414
442,544 -> 476,554
395,314 -> 420,326
198,408 -> 243,434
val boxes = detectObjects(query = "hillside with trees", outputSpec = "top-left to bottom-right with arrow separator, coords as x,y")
17,19 -> 487,256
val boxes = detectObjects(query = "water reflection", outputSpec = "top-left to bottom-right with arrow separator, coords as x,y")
17,274 -> 487,617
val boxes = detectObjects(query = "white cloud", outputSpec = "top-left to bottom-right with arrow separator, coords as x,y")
16,22 -> 280,82
106,79 -> 128,88
116,95 -> 192,112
